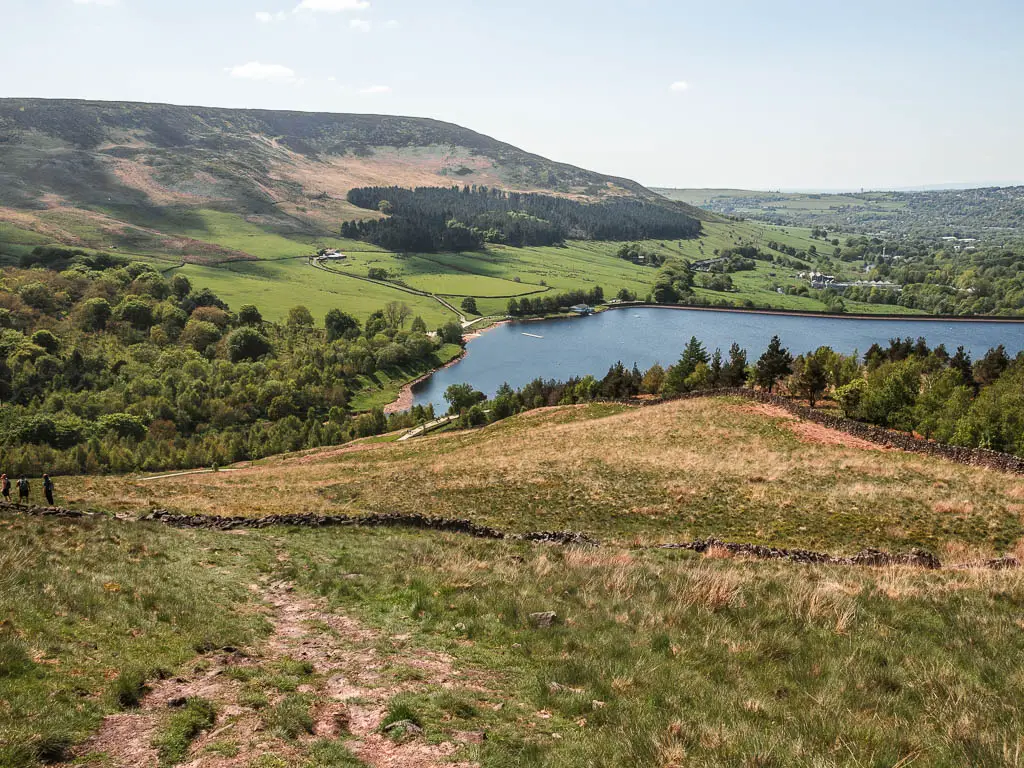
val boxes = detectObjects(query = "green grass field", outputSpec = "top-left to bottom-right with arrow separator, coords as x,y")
168,259 -> 457,326
1,206 -> 918,322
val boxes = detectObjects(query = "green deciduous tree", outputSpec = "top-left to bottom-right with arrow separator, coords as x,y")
286,306 -> 314,330
227,327 -> 272,363
238,304 -> 263,327
444,383 -> 485,414
324,309 -> 360,342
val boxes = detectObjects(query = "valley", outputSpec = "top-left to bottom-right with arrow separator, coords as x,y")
3,92 -> 1024,768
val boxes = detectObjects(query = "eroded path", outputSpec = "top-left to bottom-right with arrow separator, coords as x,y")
68,570 -> 485,767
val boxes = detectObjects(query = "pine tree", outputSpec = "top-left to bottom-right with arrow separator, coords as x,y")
795,353 -> 828,407
722,343 -> 748,387
709,348 -> 723,387
754,336 -> 793,393
663,336 -> 710,394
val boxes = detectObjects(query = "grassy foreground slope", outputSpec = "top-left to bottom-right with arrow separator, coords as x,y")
6,399 -> 1024,766
67,398 -> 1024,555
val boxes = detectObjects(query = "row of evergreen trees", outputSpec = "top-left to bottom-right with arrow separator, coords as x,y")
342,185 -> 701,252
439,335 -> 1024,457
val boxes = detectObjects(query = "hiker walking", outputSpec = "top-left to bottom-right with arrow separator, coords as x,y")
0,474 -> 9,502
16,476 -> 29,504
42,474 -> 54,507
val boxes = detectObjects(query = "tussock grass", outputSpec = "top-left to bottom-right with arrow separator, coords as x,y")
153,697 -> 217,764
262,693 -> 315,740
272,526 -> 1024,766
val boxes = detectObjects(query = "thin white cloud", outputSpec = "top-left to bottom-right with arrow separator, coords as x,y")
669,81 -> 690,92
327,75 -> 337,82
359,85 -> 391,94
384,19 -> 399,27
256,10 -> 287,22
227,62 -> 299,83
350,18 -> 371,31
72,0 -> 117,5
295,0 -> 369,12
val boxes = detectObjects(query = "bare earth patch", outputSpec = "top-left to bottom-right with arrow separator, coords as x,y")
728,402 -> 888,451
785,420 -> 889,452
729,402 -> 799,421
67,578 -> 484,767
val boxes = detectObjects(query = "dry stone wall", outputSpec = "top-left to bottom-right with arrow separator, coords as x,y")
1,502 -> 1018,571
663,388 -> 1024,475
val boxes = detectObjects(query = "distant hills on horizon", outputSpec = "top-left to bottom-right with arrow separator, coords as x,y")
0,97 -> 710,261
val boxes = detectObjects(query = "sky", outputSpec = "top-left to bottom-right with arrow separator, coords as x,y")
3,0 -> 1024,191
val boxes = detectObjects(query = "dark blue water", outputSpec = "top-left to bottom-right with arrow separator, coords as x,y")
413,307 -> 1024,411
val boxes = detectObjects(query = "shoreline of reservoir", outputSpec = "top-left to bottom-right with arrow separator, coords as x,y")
404,306 -> 1024,412
384,320 -> 510,414
600,302 -> 1024,324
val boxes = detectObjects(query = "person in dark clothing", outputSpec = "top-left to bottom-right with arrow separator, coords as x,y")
0,474 -> 9,502
17,476 -> 29,504
42,474 -> 54,506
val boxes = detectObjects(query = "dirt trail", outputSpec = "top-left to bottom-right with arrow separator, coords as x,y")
67,576 -> 483,767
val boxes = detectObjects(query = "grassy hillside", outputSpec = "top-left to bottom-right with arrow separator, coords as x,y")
655,186 -> 1024,238
0,98 -> 701,248
65,398 -> 1024,555
0,100 -> 921,321
6,399 -> 1024,766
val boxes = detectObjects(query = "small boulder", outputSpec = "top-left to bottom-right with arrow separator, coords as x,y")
529,611 -> 558,629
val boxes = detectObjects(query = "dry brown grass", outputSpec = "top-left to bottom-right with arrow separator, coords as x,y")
61,398 -> 1024,554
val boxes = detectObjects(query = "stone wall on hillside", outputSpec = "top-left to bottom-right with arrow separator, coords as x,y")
662,388 -> 1024,475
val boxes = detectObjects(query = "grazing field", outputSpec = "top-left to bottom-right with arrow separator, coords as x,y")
7,398 -> 1024,766
3,192 -> 912,323
168,258 -> 457,326
63,398 -> 1024,556
1,202 -> 915,321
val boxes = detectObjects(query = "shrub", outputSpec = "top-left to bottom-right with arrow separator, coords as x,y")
115,298 -> 155,330
180,319 -> 221,353
29,330 -> 60,354
97,413 -> 148,441
237,304 -> 263,326
18,282 -> 56,313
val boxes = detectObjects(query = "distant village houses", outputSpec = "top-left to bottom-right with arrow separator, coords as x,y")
799,271 -> 900,293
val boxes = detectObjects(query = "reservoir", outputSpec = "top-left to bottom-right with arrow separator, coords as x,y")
412,307 -> 1024,411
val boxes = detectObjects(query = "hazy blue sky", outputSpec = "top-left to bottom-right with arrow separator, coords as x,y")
3,0 -> 1023,190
